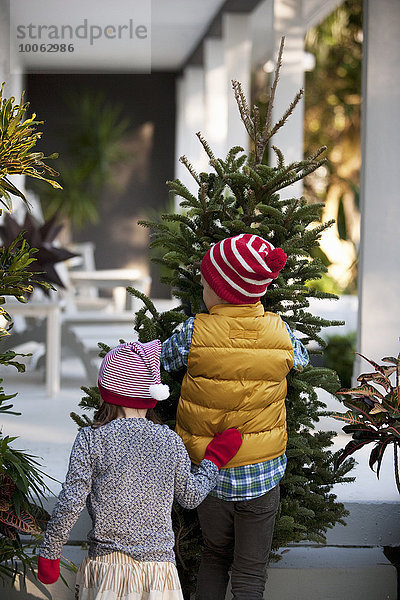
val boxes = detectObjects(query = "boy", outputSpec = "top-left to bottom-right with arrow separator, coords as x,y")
161,233 -> 308,600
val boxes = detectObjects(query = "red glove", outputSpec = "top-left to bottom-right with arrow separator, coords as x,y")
37,556 -> 60,584
204,428 -> 242,469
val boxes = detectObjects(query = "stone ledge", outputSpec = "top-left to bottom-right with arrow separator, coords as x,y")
325,502 -> 400,547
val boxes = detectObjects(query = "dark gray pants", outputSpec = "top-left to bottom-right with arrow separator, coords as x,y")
195,485 -> 280,600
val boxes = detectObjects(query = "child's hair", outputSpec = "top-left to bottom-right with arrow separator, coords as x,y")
92,401 -> 161,428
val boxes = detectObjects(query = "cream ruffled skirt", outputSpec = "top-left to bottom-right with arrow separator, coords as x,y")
75,552 -> 184,600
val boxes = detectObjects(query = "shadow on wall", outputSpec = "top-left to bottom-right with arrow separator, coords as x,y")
26,72 -> 177,298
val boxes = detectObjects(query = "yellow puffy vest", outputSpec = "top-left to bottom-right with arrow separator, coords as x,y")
176,302 -> 294,468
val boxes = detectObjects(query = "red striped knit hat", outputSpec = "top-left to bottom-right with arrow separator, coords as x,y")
98,340 -> 169,409
200,233 -> 287,304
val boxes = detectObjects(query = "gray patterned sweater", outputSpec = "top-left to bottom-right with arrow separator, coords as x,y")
39,418 -> 219,564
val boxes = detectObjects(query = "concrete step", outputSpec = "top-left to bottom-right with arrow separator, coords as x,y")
265,546 -> 397,600
4,545 -> 397,600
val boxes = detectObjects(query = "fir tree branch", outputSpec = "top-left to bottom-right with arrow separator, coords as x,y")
269,88 -> 304,140
127,287 -> 160,320
161,213 -> 199,233
209,158 -> 225,178
270,162 -> 327,195
253,104 -> 261,142
242,164 -> 264,188
258,36 -> 285,162
271,145 -> 285,169
137,218 -> 162,231
225,145 -> 245,170
305,145 -> 327,163
199,181 -> 209,215
179,155 -> 200,184
167,179 -> 199,207
231,80 -> 254,140
196,132 -> 216,162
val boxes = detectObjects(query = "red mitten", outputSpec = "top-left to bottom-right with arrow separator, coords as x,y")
204,428 -> 242,469
38,556 -> 60,584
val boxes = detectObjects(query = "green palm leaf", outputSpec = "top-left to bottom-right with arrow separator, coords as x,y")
0,82 -> 61,209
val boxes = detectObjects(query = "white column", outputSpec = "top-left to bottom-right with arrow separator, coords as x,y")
174,75 -> 186,196
271,0 -> 305,198
0,0 -> 23,100
46,304 -> 61,396
204,37 -> 228,160
175,66 -> 206,203
356,0 -> 400,367
0,0 -> 8,89
223,13 -> 252,153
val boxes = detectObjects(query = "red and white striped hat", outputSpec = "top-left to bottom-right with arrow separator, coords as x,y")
98,340 -> 169,409
200,233 -> 287,304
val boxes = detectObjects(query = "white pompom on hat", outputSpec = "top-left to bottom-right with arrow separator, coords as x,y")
98,340 -> 169,409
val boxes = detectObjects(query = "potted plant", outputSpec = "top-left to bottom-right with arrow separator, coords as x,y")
332,349 -> 400,492
0,82 -> 72,587
331,347 -> 400,592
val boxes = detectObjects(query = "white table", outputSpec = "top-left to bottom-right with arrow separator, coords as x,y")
69,269 -> 152,312
5,299 -> 61,396
3,270 -> 151,393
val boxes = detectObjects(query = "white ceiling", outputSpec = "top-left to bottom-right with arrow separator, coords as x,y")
9,0 -> 341,74
150,0 -> 227,70
10,0 -> 227,73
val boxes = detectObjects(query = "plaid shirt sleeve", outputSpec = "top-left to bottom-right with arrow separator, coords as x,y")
160,317 -> 195,371
283,322 -> 309,370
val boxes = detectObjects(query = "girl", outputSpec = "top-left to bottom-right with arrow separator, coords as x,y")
38,339 -> 242,600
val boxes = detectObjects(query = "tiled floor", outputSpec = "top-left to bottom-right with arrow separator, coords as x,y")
1,355 -> 92,495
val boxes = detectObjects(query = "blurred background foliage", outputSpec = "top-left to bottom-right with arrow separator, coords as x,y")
323,331 -> 357,388
304,0 -> 362,294
253,0 -> 362,296
28,91 -> 130,231
304,0 -> 361,383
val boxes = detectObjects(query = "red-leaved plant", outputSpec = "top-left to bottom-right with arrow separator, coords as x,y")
332,350 -> 400,493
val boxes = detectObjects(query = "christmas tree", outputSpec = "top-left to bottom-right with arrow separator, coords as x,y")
72,39 -> 354,598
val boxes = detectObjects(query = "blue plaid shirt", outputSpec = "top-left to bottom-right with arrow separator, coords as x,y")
161,316 -> 309,501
